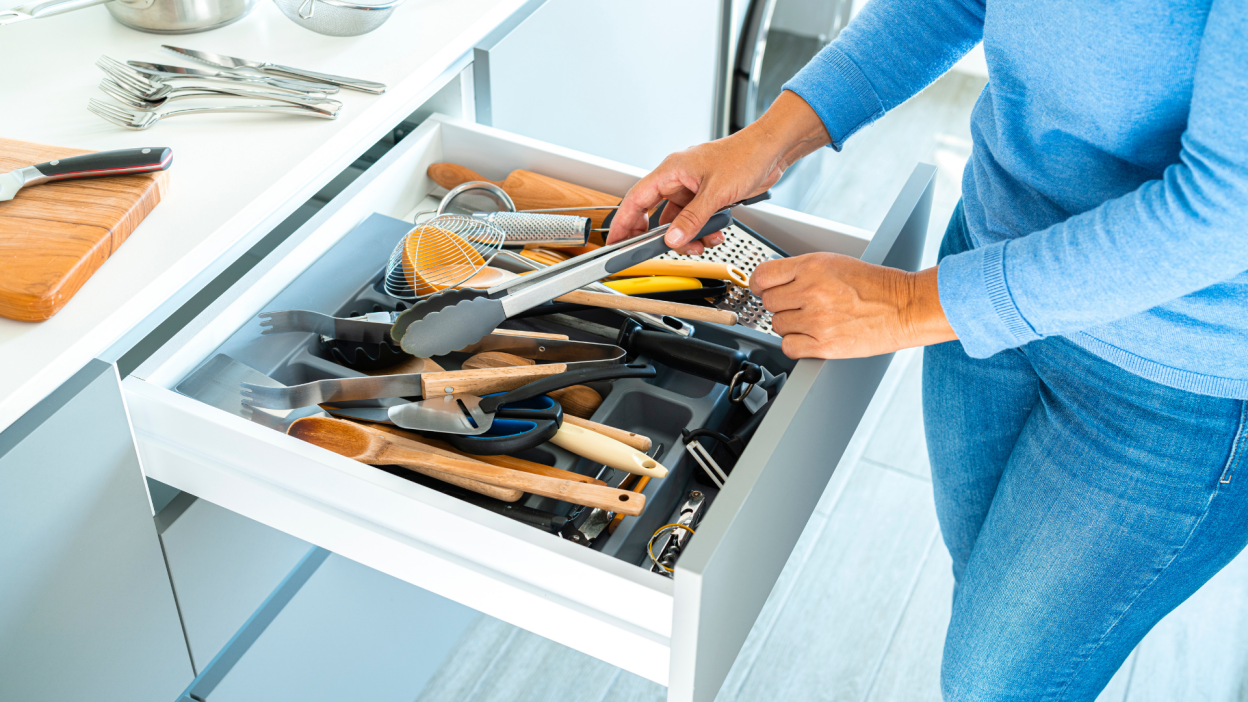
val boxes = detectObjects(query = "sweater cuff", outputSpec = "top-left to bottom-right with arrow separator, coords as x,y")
937,242 -> 1042,358
781,45 -> 884,151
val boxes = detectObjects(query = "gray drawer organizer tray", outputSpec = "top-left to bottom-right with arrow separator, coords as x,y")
186,212 -> 796,572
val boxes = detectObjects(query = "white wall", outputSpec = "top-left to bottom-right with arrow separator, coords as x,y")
486,0 -> 721,171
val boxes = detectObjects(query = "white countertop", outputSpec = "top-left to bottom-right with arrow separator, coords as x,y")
0,0 -> 526,432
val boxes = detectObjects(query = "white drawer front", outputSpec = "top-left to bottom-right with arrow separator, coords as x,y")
125,115 -> 934,699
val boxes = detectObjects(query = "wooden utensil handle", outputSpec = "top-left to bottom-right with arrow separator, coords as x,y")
352,421 -> 522,500
463,352 -> 604,420
555,290 -> 739,325
376,444 -> 644,515
490,328 -> 570,340
549,423 -> 668,478
563,415 -> 652,452
421,363 -> 567,396
397,464 -> 524,502
367,423 -> 605,485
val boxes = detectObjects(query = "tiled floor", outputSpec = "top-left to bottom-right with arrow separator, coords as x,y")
411,71 -> 1248,702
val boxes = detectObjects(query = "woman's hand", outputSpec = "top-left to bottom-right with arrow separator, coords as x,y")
751,253 -> 958,359
607,91 -> 831,255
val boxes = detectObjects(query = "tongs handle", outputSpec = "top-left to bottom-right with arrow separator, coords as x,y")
602,209 -> 733,276
479,363 -> 656,414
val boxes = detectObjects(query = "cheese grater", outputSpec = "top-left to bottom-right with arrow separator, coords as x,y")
655,220 -> 787,336
471,212 -> 591,247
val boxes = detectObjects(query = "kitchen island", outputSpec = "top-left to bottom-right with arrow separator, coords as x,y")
0,0 -> 529,433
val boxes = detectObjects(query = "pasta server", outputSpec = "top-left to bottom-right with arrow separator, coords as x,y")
391,196 -> 767,359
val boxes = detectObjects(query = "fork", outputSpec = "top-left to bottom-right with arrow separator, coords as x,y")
97,56 -> 334,97
99,78 -> 342,116
88,98 -> 337,130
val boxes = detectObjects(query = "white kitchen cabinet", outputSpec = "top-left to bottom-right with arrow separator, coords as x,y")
206,553 -> 479,701
0,361 -> 193,702
120,113 -> 933,702
477,0 -> 724,169
158,497 -> 312,672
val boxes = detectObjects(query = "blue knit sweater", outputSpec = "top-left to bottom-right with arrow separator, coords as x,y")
784,0 -> 1248,399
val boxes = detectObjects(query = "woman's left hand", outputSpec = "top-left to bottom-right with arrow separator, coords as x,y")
751,253 -> 958,359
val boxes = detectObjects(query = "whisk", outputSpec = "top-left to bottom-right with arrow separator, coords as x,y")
383,215 -> 505,300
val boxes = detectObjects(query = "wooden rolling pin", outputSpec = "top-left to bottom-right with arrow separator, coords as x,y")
461,351 -> 652,452
427,163 -> 620,236
289,417 -> 644,514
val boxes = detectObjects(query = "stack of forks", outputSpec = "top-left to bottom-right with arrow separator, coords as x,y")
89,56 -> 344,130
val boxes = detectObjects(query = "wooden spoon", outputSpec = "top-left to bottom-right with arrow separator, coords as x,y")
288,416 -> 644,515
290,417 -> 521,501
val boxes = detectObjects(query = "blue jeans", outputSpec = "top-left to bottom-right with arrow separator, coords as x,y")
922,202 -> 1248,701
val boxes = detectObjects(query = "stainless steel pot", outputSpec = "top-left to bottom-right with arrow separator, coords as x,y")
0,0 -> 257,33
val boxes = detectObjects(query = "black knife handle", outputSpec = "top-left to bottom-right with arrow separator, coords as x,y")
480,363 -> 656,414
33,148 -> 172,182
618,318 -> 761,386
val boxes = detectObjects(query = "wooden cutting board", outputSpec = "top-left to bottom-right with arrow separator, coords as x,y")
0,138 -> 168,322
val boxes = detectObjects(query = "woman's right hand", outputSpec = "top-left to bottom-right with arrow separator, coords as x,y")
607,90 -> 831,255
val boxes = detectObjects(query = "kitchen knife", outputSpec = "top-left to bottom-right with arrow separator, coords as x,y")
127,60 -> 339,94
163,45 -> 387,94
0,147 -> 172,202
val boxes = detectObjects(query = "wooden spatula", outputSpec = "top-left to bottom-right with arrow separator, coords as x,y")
288,416 -> 645,514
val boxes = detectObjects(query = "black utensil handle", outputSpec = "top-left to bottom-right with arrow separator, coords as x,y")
33,148 -> 172,181
480,363 -> 656,414
604,209 -> 732,275
617,318 -> 761,386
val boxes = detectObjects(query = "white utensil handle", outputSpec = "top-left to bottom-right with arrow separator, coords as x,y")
549,422 -> 668,479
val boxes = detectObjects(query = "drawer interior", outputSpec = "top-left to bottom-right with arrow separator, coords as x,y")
190,196 -> 798,574
127,115 -> 903,688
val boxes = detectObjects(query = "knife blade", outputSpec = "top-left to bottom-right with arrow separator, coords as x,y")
162,45 -> 387,94
127,60 -> 339,94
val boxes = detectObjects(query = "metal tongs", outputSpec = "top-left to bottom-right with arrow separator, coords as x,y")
392,194 -> 770,358
258,310 -> 626,364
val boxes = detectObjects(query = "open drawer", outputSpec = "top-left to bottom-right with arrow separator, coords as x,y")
124,115 -> 935,702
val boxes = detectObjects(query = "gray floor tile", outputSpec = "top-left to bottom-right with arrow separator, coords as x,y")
1122,547 -> 1248,702
722,463 -> 939,702
600,671 -> 667,702
449,628 -> 622,702
863,355 -> 930,481
416,617 -> 519,702
864,537 -> 951,702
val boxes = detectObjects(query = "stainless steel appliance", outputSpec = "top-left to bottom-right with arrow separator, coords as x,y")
0,0 -> 257,32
